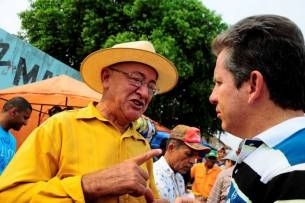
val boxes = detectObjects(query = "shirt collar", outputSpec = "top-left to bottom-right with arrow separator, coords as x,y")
254,116 -> 305,147
75,102 -> 146,142
158,156 -> 175,177
75,102 -> 107,121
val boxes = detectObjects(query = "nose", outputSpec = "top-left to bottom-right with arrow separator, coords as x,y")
209,89 -> 217,105
189,156 -> 197,164
135,84 -> 151,98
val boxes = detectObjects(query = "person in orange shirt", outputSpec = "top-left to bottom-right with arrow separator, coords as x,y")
190,150 -> 221,202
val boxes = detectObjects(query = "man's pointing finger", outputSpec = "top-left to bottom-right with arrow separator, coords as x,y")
131,149 -> 162,165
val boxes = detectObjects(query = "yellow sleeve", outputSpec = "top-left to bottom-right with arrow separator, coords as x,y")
0,117 -> 85,203
146,157 -> 160,199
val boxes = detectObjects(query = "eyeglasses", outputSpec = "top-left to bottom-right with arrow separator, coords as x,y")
108,67 -> 159,96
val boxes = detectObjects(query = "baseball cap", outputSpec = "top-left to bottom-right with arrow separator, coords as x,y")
170,125 -> 210,152
205,150 -> 218,158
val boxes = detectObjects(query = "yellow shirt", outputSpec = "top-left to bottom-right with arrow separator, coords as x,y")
0,102 -> 159,203
190,162 -> 221,198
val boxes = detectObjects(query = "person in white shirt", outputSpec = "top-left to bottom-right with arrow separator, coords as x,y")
153,124 -> 210,203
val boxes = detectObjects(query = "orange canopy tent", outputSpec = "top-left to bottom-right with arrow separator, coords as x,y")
0,74 -> 102,148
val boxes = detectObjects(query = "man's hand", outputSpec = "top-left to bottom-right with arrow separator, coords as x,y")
174,197 -> 201,203
151,197 -> 200,203
81,149 -> 162,200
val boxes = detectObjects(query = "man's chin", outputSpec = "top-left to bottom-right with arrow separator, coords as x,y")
13,127 -> 22,131
180,168 -> 190,174
126,111 -> 144,122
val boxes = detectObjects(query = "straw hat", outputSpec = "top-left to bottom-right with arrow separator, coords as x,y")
80,41 -> 179,94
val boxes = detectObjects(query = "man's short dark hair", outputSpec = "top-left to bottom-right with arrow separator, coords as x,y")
2,97 -> 32,112
212,15 -> 305,110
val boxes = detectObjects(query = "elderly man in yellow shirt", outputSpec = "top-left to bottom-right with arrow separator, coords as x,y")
0,41 -> 178,203
190,150 -> 221,202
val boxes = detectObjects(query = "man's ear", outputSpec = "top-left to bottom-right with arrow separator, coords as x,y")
8,107 -> 17,117
101,68 -> 111,81
248,70 -> 264,104
167,142 -> 175,151
101,68 -> 111,90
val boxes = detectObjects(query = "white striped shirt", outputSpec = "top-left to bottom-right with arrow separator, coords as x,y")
227,116 -> 305,203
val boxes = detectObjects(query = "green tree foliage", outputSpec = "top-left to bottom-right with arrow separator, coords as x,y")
19,0 -> 227,134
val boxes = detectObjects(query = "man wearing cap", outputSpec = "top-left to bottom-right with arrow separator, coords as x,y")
153,125 -> 210,203
190,149 -> 222,202
0,41 -> 178,203
207,150 -> 238,203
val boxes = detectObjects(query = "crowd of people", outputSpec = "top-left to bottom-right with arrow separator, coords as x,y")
0,13 -> 305,203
